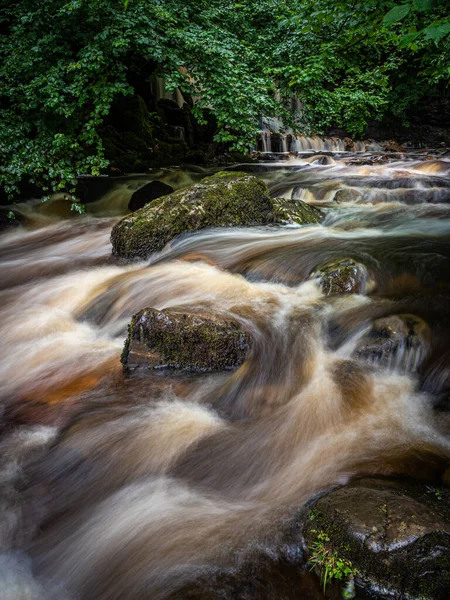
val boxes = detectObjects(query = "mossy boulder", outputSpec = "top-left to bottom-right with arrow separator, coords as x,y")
122,308 -> 250,371
111,171 -> 274,259
353,314 -> 430,372
271,197 -> 324,225
310,258 -> 373,295
303,477 -> 450,599
111,172 -> 324,259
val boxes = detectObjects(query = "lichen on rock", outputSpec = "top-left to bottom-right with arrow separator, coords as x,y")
122,308 -> 250,371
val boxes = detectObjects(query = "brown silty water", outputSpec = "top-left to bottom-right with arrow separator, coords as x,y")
0,152 -> 450,599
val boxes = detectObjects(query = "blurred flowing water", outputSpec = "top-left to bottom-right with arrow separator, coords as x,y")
1,152 -> 450,599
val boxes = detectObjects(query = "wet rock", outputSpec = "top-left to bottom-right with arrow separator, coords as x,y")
310,258 -> 372,295
113,94 -> 153,137
383,140 -> 404,153
303,477 -> 450,599
111,171 -> 275,259
346,157 -> 374,166
271,198 -> 324,225
168,555 -> 322,600
333,188 -> 362,203
353,314 -> 430,371
0,208 -> 22,232
343,137 -> 355,151
128,180 -> 174,212
75,177 -> 118,204
122,308 -> 250,371
308,155 -> 335,166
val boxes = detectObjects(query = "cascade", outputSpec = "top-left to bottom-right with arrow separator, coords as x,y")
1,155 -> 450,599
259,113 -> 367,153
258,130 -> 367,154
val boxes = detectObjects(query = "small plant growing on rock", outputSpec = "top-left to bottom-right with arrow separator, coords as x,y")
309,530 -> 356,598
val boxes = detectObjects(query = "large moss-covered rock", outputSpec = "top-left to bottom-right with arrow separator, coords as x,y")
111,171 -> 274,258
271,197 -> 324,225
122,308 -> 250,371
112,173 -> 324,259
303,477 -> 450,599
310,257 -> 373,295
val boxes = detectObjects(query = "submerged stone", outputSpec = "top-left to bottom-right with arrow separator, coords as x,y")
122,308 -> 250,371
353,314 -> 430,372
310,258 -> 373,295
303,477 -> 450,599
333,188 -> 362,203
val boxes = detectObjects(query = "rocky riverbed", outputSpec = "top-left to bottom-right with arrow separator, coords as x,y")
0,149 -> 449,599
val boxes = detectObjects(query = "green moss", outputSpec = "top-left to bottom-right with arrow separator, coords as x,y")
111,171 -> 275,259
303,482 -> 450,600
111,173 -> 326,260
201,170 -> 249,182
311,258 -> 371,295
120,324 -> 131,365
122,308 -> 250,371
271,197 -> 324,225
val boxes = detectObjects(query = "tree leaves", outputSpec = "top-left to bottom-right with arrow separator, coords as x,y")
383,4 -> 411,26
0,0 -> 449,195
412,0 -> 434,12
399,31 -> 419,47
423,21 -> 450,42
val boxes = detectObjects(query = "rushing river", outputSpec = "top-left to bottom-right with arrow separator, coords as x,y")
1,152 -> 450,599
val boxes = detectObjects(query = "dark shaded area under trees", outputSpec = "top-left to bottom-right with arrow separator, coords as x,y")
0,0 -> 449,200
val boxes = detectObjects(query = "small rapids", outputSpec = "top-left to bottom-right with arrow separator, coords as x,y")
0,152 -> 450,599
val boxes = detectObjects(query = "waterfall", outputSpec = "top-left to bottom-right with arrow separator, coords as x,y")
258,132 -> 366,154
259,110 -> 367,154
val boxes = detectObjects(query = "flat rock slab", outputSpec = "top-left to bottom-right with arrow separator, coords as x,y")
122,308 -> 250,371
303,477 -> 450,599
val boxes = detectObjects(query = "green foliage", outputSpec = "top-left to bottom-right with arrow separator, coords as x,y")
309,530 -> 356,598
382,0 -> 450,48
0,0 -> 449,196
384,5 -> 411,26
273,0 -> 449,135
